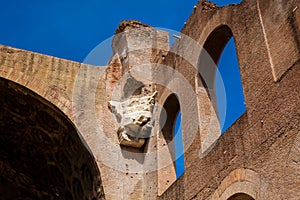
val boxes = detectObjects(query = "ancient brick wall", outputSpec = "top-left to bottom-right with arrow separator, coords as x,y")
0,0 -> 299,199
158,0 -> 300,199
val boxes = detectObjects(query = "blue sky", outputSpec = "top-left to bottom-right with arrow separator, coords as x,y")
174,111 -> 185,178
0,0 -> 242,63
0,0 -> 244,143
0,0 -> 199,62
0,0 -> 245,179
0,0 -> 245,128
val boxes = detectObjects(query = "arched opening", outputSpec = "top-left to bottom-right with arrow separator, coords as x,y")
198,25 -> 246,152
157,93 -> 185,195
216,36 -> 246,133
174,111 -> 185,178
0,78 -> 104,199
227,193 -> 255,200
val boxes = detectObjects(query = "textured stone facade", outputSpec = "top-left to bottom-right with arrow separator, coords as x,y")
0,0 -> 299,199
108,91 -> 157,148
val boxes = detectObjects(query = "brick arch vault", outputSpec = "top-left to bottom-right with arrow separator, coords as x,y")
0,45 -> 107,199
0,77 -> 105,199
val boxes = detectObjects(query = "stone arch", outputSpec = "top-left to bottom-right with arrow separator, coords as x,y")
0,77 -> 105,199
210,168 -> 278,200
204,25 -> 233,65
198,24 -> 233,105
157,93 -> 181,195
197,24 -> 246,154
0,46 -> 83,120
227,193 -> 255,200
160,94 -> 180,145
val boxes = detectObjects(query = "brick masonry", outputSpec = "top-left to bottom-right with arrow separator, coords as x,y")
0,0 -> 299,199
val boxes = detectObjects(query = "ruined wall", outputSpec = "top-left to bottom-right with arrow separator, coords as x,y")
158,0 -> 300,199
0,20 -> 170,200
0,0 -> 299,199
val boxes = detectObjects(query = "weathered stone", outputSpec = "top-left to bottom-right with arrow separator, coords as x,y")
108,91 -> 157,148
0,0 -> 299,199
201,0 -> 218,11
115,20 -> 152,34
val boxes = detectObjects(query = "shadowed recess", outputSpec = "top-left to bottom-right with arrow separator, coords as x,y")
199,25 -> 246,133
160,94 -> 185,178
0,78 -> 105,199
216,37 -> 246,133
227,193 -> 255,200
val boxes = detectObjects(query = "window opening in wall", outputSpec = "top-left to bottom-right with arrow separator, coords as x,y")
158,94 -> 185,195
198,25 -> 247,152
174,111 -> 185,178
215,37 -> 246,133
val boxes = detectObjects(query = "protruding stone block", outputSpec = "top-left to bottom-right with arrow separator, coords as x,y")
108,91 -> 157,148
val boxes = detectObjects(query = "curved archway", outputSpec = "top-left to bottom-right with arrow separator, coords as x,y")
210,168 -> 278,200
160,94 -> 180,143
0,78 -> 105,199
204,25 -> 233,65
197,25 -> 246,152
198,25 -> 233,90
227,193 -> 255,200
157,93 -> 184,195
